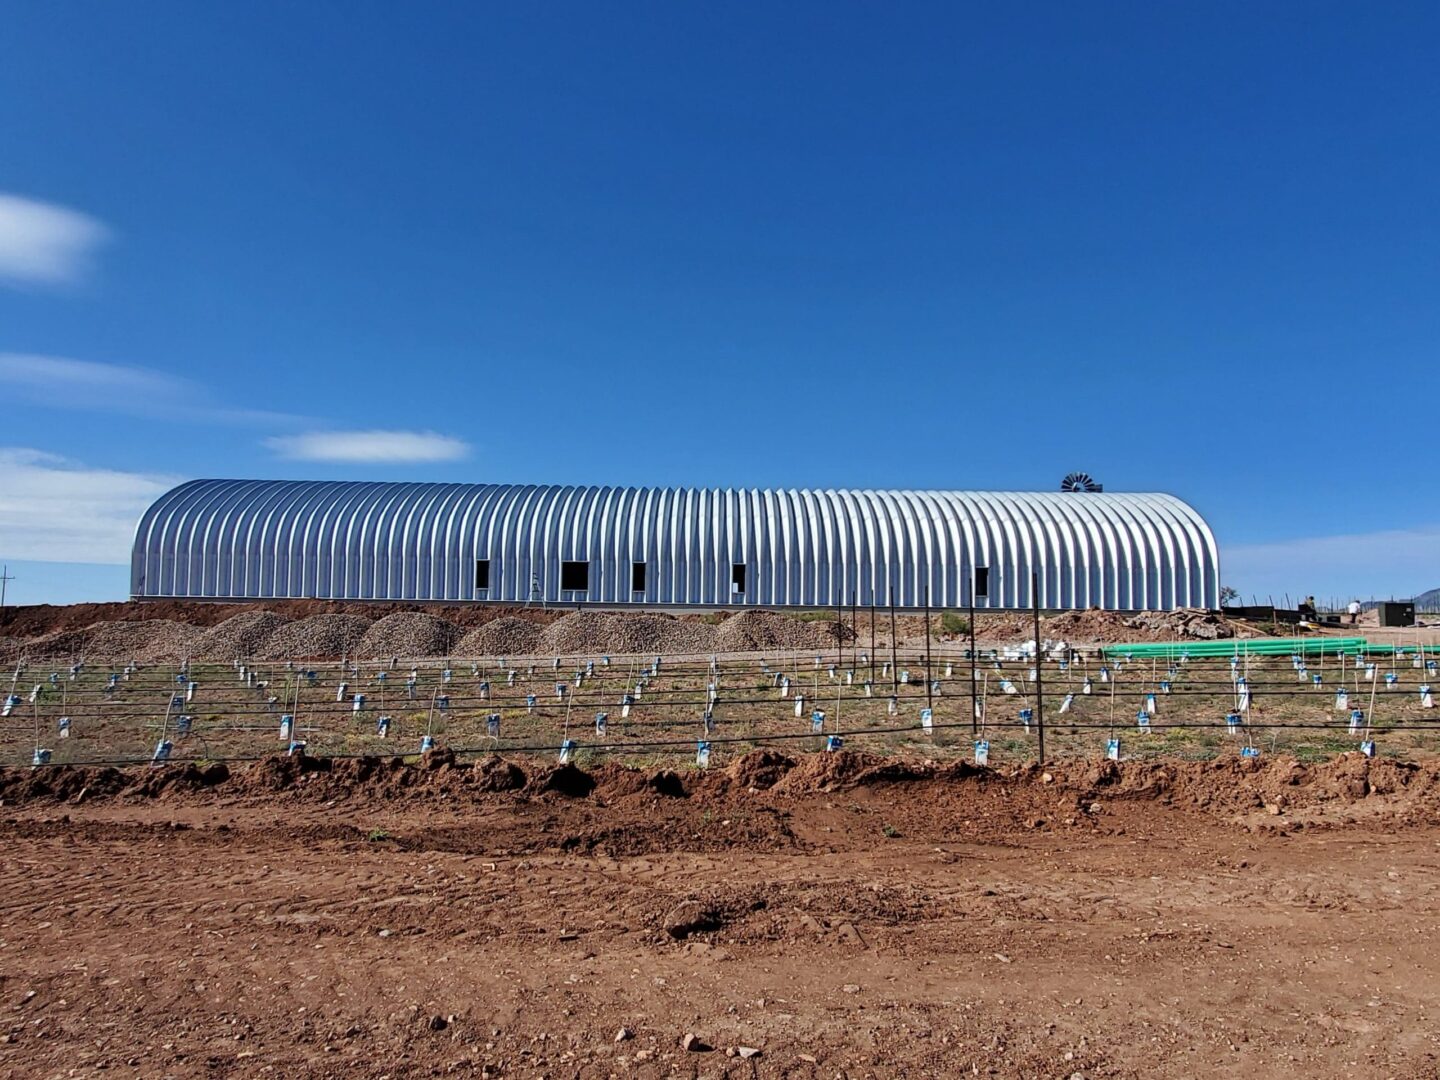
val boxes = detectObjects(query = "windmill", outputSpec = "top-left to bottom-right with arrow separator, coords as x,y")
1060,472 -> 1103,493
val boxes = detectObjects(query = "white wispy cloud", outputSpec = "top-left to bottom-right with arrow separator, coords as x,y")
0,448 -> 178,565
0,193 -> 109,287
1225,524 -> 1440,604
0,353 -> 310,426
0,352 -> 188,410
264,429 -> 471,463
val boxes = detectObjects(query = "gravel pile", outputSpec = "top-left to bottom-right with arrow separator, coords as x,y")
193,611 -> 292,660
255,614 -> 373,659
5,628 -> 81,661
539,611 -> 617,655
81,619 -> 201,662
15,620 -> 204,662
9,627 -> 90,661
714,611 -> 841,652
455,617 -> 543,657
357,612 -> 460,658
610,614 -> 716,656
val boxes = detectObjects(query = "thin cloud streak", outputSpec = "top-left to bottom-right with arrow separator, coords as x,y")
0,352 -> 186,406
0,193 -> 109,287
0,353 -> 311,427
264,430 -> 471,463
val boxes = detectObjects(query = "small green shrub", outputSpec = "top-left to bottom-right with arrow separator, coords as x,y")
940,612 -> 970,635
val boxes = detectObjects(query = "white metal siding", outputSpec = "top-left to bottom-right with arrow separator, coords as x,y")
130,481 -> 1220,609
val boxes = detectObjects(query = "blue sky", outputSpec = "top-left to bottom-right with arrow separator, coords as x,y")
0,1 -> 1435,607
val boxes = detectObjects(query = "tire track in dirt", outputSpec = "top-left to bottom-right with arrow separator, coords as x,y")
6,769 -> 1440,1077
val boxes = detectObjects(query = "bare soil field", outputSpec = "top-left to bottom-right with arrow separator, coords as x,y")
3,750 -> 1439,1079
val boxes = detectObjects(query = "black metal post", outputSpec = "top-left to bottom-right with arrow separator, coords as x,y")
968,574 -> 978,738
852,590 -> 858,681
869,600 -> 876,683
889,585 -> 898,694
924,581 -> 933,710
1032,569 -> 1045,765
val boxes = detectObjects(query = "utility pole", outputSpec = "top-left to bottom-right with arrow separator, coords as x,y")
0,565 -> 12,609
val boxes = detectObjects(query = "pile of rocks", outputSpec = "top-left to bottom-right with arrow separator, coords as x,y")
356,612 -> 461,658
1122,608 -> 1236,640
539,611 -> 617,655
193,612 -> 292,659
5,619 -> 203,663
455,616 -> 544,656
610,614 -> 716,656
82,619 -> 202,662
714,611 -> 845,652
255,614 -> 373,659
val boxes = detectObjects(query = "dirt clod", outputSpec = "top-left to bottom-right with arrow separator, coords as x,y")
663,900 -> 725,940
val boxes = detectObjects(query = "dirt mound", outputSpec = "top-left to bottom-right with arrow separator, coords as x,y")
255,614 -> 372,659
528,762 -> 597,798
8,626 -> 87,661
456,616 -> 544,657
592,763 -> 689,799
966,609 -> 1245,645
0,761 -> 230,803
245,753 -> 321,790
120,761 -> 232,798
7,751 -> 1440,828
1121,608 -> 1237,641
469,612 -> 720,657
472,756 -> 528,792
10,619 -> 203,662
357,612 -> 460,658
540,611 -> 616,655
725,749 -> 797,790
1045,752 -> 1440,821
193,611 -> 291,659
610,613 -> 716,655
771,749 -> 881,793
0,764 -> 130,803
714,611 -> 848,653
1040,609 -> 1138,642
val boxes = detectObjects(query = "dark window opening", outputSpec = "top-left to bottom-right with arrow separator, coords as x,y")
560,561 -> 590,592
731,563 -> 747,594
474,559 -> 491,591
631,562 -> 646,592
973,566 -> 990,598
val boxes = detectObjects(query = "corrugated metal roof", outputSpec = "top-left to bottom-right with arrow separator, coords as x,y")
131,480 -> 1219,609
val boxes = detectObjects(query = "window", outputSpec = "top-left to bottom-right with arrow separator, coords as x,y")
973,566 -> 990,599
474,559 -> 491,591
560,561 -> 590,592
631,562 -> 646,593
731,563 -> 747,594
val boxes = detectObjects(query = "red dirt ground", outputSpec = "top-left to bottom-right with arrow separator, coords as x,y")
2,750 -> 1439,1078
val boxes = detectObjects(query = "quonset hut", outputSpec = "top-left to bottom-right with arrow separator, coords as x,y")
130,480 -> 1219,610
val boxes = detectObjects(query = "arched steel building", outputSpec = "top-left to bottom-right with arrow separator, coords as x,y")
130,480 -> 1220,610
